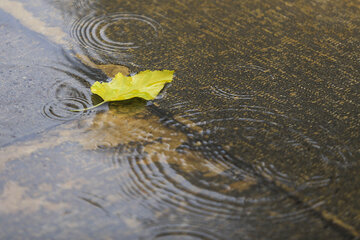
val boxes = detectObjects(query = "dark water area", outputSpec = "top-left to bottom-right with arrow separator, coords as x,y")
0,0 -> 360,239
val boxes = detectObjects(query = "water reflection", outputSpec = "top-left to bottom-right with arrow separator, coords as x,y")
71,102 -> 328,224
1,0 -> 360,238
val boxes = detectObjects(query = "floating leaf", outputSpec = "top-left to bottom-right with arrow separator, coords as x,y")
72,70 -> 174,111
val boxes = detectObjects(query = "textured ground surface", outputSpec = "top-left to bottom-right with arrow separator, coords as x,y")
0,0 -> 359,239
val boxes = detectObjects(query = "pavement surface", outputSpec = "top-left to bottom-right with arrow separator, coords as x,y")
0,0 -> 359,239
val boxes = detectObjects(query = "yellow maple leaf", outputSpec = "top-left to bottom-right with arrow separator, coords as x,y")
73,70 -> 174,111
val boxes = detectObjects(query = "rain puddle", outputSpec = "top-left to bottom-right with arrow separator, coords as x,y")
0,0 -> 359,239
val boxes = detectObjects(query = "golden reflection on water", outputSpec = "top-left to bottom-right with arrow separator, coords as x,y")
0,102 -> 256,221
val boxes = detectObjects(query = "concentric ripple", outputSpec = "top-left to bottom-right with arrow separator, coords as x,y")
42,97 -> 91,121
140,101 -> 347,220
71,13 -> 163,54
43,64 -> 96,121
110,63 -> 354,222
99,117 -> 324,223
210,85 -> 253,100
206,65 -> 273,103
48,78 -> 88,100
202,64 -> 356,169
143,225 -> 222,240
179,106 -> 336,187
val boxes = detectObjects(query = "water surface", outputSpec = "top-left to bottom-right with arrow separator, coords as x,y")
0,0 -> 360,239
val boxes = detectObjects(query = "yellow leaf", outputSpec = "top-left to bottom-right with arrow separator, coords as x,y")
70,70 -> 174,112
91,70 -> 174,102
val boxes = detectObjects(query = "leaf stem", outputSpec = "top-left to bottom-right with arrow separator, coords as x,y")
69,101 -> 107,112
